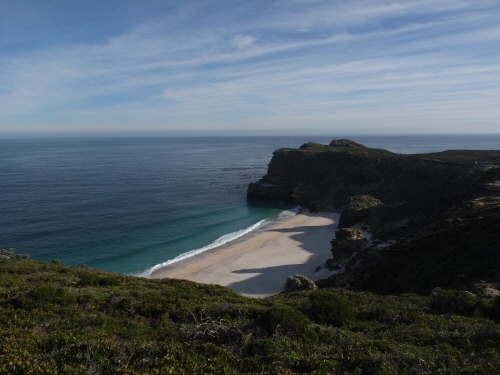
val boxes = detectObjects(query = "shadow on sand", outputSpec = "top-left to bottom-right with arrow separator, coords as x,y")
225,213 -> 337,297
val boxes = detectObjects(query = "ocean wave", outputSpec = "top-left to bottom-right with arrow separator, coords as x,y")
137,206 -> 301,278
138,219 -> 266,277
277,205 -> 301,219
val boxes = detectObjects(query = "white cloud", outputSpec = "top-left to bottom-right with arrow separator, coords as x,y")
232,35 -> 256,49
1,0 -> 500,133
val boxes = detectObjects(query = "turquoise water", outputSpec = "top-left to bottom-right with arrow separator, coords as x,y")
1,134 -> 499,276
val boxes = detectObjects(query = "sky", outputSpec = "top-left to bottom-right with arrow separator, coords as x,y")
1,0 -> 500,135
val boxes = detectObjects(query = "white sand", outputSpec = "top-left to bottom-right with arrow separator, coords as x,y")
150,211 -> 339,298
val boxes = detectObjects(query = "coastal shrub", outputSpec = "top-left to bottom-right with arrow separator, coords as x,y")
134,291 -> 169,318
490,296 -> 500,321
254,305 -> 309,335
77,273 -> 121,287
103,292 -> 136,315
77,273 -> 103,286
357,304 -> 393,322
99,276 -> 121,286
308,290 -> 356,326
77,293 -> 95,305
30,285 -> 63,299
399,292 -> 429,308
180,314 -> 247,346
429,288 -> 484,316
3,255 -> 500,374
247,339 -> 276,357
208,303 -> 256,320
11,285 -> 77,309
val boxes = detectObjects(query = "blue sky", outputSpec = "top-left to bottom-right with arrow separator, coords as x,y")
1,0 -> 500,135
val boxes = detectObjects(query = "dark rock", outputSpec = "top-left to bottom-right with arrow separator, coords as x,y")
329,139 -> 366,148
339,195 -> 383,228
0,248 -> 15,261
331,228 -> 369,261
342,195 -> 384,212
326,258 -> 342,270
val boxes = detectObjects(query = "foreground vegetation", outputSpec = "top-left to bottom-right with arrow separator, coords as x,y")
1,251 -> 500,374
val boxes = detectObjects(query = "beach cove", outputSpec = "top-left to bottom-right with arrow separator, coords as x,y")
3,135 -> 500,276
151,210 -> 340,298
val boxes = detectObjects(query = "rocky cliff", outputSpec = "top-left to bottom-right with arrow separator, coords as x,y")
248,139 -> 500,238
248,139 -> 500,294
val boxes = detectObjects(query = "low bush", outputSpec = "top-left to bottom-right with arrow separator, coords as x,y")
489,296 -> 500,321
308,290 -> 356,326
429,288 -> 488,317
77,273 -> 121,287
254,305 -> 309,335
12,285 -> 77,309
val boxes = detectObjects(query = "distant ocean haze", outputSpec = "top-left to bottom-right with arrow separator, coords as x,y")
1,134 -> 499,276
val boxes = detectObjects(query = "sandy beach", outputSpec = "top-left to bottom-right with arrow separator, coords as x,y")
151,211 -> 339,298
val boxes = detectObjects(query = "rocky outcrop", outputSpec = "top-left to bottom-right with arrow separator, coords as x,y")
330,228 -> 370,262
284,275 -> 318,292
248,139 -> 500,237
338,195 -> 383,228
329,139 -> 366,148
0,248 -> 29,261
472,281 -> 500,299
319,194 -> 500,294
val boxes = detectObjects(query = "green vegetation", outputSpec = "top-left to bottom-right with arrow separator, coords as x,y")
1,251 -> 500,374
296,141 -> 500,164
419,150 -> 500,164
284,142 -> 396,157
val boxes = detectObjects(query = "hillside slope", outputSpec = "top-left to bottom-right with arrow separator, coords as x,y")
1,251 -> 500,374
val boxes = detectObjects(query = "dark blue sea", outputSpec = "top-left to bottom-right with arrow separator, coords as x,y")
1,134 -> 499,276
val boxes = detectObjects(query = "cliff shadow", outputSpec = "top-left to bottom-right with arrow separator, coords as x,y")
224,212 -> 339,297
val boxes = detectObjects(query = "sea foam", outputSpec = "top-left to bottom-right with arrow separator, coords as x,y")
138,206 -> 300,278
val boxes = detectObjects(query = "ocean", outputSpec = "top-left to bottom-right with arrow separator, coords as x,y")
1,134 -> 499,276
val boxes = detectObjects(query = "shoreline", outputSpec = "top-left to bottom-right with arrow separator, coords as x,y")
139,207 -> 301,278
150,210 -> 340,298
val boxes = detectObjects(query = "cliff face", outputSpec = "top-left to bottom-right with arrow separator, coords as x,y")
248,140 -> 500,237
249,139 -> 500,294
319,196 -> 500,295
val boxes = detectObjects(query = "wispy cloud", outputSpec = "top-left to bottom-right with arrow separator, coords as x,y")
1,0 -> 500,134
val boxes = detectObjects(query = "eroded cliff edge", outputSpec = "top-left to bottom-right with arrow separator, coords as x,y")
248,139 -> 500,236
248,139 -> 500,294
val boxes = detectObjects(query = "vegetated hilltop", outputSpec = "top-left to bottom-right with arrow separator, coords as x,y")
248,139 -> 500,295
1,249 -> 500,374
